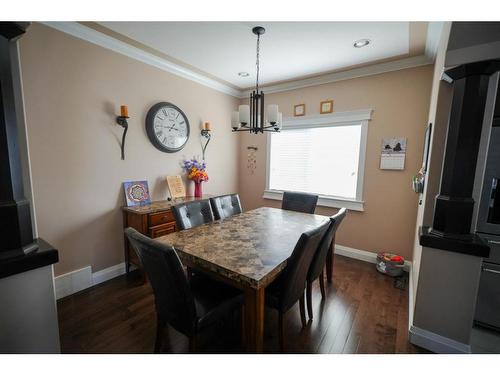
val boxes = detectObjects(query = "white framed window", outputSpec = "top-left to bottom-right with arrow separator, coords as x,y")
264,109 -> 372,211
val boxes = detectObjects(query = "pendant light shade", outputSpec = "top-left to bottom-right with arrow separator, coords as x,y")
238,104 -> 250,125
276,112 -> 283,130
267,104 -> 279,124
231,111 -> 240,130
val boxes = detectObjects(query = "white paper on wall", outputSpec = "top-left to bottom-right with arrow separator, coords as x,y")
380,137 -> 406,170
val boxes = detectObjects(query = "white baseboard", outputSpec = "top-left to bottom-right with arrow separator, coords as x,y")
54,262 -> 131,300
54,266 -> 93,300
409,325 -> 472,354
408,263 -> 415,329
92,262 -> 127,285
334,244 -> 412,271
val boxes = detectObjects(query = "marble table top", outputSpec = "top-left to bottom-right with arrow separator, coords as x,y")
155,207 -> 329,289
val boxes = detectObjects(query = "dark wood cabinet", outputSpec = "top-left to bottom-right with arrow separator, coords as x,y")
122,196 -> 211,274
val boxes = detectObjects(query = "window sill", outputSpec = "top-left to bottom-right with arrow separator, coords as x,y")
263,190 -> 364,212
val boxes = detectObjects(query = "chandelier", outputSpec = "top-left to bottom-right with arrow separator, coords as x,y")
232,26 -> 282,134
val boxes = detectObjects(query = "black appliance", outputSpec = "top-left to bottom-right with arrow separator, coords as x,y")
475,74 -> 500,330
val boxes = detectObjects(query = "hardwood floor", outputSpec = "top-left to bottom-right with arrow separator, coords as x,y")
57,255 -> 425,353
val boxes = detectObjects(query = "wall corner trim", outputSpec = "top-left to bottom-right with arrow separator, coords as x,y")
409,325 -> 472,354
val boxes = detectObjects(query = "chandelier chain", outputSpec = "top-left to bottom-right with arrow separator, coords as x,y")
256,34 -> 260,92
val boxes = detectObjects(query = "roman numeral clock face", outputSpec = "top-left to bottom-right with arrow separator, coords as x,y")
146,102 -> 190,153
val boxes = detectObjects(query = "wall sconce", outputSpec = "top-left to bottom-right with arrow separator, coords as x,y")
116,105 -> 129,160
201,121 -> 212,160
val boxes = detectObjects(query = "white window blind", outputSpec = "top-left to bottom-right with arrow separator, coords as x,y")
268,124 -> 362,199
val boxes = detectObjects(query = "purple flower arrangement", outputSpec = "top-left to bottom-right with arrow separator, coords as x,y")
181,157 -> 209,183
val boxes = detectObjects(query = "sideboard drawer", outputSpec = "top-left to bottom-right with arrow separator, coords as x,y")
149,223 -> 176,238
149,211 -> 175,227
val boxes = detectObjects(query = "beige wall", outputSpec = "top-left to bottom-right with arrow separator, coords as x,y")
238,65 -> 433,260
19,24 -> 240,276
18,23 -> 433,277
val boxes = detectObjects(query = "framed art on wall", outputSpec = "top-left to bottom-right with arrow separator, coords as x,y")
123,180 -> 151,207
294,103 -> 305,116
320,100 -> 334,114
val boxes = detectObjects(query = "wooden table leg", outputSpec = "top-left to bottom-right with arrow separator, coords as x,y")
244,287 -> 265,353
326,235 -> 335,283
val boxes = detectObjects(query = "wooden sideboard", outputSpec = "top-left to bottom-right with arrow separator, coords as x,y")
122,195 -> 212,274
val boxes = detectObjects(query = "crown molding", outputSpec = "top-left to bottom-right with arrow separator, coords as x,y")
240,55 -> 432,97
41,22 -> 242,98
425,22 -> 448,61
42,22 -> 434,100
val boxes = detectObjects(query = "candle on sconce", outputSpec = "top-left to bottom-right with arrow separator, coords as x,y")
120,105 -> 129,118
201,121 -> 212,160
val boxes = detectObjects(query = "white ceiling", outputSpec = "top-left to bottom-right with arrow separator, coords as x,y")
98,22 -> 411,89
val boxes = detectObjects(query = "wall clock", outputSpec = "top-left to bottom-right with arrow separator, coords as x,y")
146,102 -> 190,153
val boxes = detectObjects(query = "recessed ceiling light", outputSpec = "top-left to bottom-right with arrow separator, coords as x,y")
238,72 -> 250,77
353,39 -> 371,48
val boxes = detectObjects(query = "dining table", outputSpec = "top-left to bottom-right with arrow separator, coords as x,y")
155,206 -> 331,352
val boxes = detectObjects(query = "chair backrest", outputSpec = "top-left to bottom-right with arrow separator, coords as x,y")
308,208 -> 347,282
171,199 -> 214,230
210,194 -> 242,220
277,220 -> 330,311
281,191 -> 319,214
124,227 -> 197,336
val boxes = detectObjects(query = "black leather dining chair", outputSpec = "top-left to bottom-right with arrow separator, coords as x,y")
210,194 -> 242,220
281,191 -> 319,214
171,199 -> 215,230
306,208 -> 347,320
265,220 -> 330,351
125,227 -> 244,353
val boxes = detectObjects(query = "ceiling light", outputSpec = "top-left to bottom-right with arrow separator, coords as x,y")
238,72 -> 250,77
353,39 -> 371,48
232,27 -> 281,135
